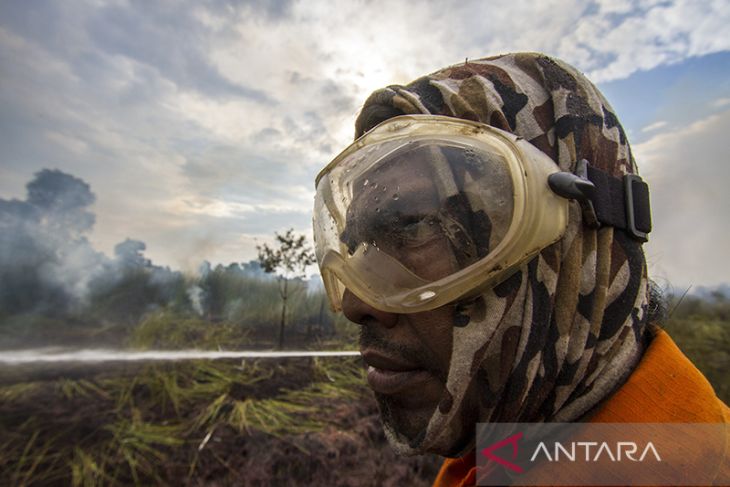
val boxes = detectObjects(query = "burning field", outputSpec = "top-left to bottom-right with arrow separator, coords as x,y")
0,356 -> 441,486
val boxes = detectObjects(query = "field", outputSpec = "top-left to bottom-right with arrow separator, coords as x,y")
0,356 -> 441,486
1,286 -> 727,486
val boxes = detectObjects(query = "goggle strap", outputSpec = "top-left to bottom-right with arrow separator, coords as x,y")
585,163 -> 652,242
548,159 -> 652,242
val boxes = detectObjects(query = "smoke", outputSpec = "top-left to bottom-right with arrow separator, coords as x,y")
187,285 -> 204,316
0,169 -> 106,314
0,169 -> 185,319
114,239 -> 151,268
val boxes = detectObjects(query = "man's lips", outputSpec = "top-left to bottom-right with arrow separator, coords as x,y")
361,349 -> 433,395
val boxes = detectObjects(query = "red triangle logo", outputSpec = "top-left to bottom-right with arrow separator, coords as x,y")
480,431 -> 524,473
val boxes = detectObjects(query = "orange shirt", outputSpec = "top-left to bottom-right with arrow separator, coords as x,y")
433,330 -> 730,487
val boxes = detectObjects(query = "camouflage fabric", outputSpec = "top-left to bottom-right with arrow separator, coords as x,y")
354,53 -> 651,456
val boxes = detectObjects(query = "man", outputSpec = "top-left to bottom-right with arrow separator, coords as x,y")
312,53 -> 729,486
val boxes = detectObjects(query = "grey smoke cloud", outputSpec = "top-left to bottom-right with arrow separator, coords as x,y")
114,239 -> 151,268
0,170 -> 187,318
0,170 -> 105,313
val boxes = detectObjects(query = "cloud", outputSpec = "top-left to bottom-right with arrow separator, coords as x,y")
633,109 -> 730,288
370,0 -> 730,83
1,0 -> 729,275
568,0 -> 730,82
641,121 -> 668,133
45,131 -> 90,155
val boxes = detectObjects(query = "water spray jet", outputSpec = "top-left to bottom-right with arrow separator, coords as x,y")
0,349 -> 360,365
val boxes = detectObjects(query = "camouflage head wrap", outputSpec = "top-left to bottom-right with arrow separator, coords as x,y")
355,53 -> 651,456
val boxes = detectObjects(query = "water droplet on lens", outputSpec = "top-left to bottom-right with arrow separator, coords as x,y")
419,291 -> 436,301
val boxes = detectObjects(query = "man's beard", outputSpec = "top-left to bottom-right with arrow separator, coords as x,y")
376,378 -> 480,457
374,390 -> 436,449
360,326 -> 447,449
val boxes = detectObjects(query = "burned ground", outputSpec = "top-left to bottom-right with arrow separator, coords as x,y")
1,357 -> 441,486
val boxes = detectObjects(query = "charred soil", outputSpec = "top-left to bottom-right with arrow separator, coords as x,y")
1,357 -> 441,486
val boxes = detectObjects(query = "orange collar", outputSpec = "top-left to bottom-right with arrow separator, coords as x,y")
585,330 -> 729,424
433,330 -> 730,487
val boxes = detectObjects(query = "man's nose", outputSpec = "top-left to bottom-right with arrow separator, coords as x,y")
341,289 -> 398,328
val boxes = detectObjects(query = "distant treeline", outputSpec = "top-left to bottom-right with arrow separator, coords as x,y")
0,256 -> 343,349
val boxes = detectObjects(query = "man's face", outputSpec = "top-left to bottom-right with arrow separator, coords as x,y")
343,290 -> 454,444
340,150 -> 460,444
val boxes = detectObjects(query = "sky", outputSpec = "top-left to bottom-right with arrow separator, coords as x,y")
0,0 -> 729,291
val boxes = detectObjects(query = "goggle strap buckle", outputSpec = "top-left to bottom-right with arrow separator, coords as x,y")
623,174 -> 651,242
549,160 -> 652,242
585,163 -> 652,242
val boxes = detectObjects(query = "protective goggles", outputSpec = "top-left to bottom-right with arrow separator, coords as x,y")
313,115 -> 651,314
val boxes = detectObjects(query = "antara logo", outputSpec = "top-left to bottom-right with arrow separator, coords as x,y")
481,433 -> 662,475
530,441 -> 662,462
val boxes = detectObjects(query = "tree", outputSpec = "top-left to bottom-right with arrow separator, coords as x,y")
257,229 -> 316,348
